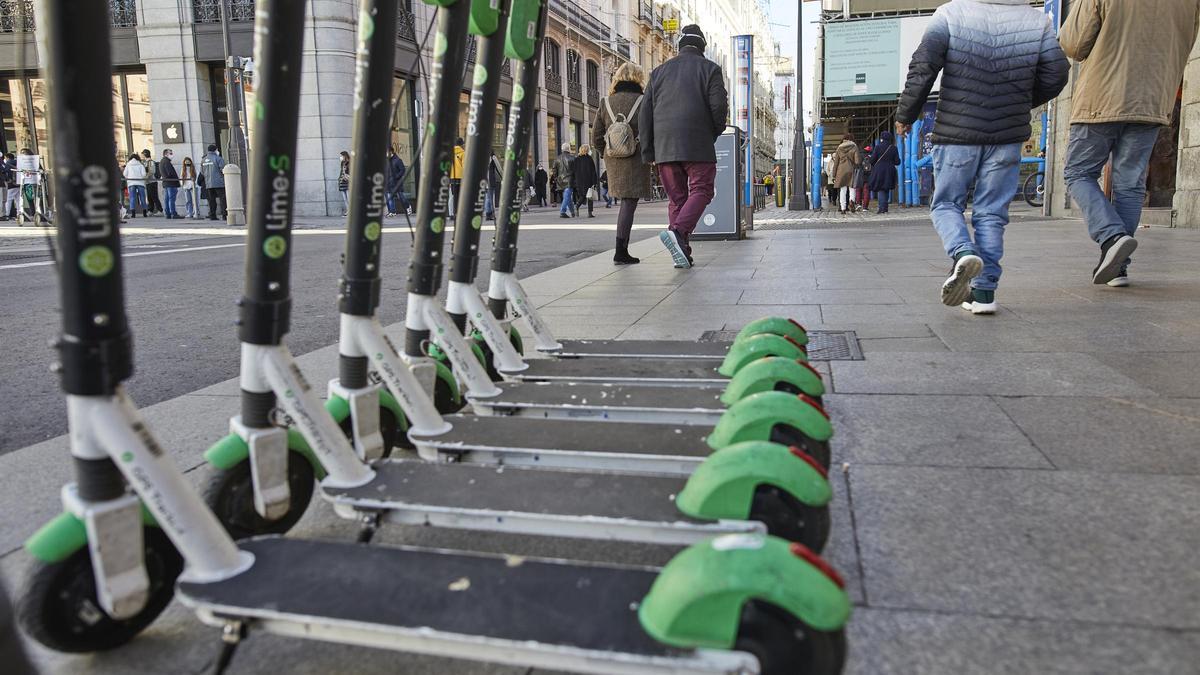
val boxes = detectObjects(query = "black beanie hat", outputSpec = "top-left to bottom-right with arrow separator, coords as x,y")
678,24 -> 707,51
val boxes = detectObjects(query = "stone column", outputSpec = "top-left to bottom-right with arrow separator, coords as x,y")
1172,38 -> 1200,228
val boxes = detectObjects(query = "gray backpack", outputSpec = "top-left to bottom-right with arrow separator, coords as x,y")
603,95 -> 643,159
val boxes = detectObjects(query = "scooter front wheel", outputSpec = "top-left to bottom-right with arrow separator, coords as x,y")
17,527 -> 183,653
337,407 -> 406,454
749,486 -> 832,553
202,452 -> 315,540
734,600 -> 847,675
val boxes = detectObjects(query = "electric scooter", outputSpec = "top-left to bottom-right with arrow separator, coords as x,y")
19,8 -> 851,671
200,0 -> 834,553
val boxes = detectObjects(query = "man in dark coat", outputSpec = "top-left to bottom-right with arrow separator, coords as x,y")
866,133 -> 901,214
159,149 -> 181,219
385,145 -> 410,216
639,24 -> 729,268
533,164 -> 548,207
896,0 -> 1068,314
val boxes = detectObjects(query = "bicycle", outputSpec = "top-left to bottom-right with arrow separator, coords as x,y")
1022,170 -> 1045,208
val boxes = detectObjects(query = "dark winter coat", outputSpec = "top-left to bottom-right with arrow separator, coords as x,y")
534,168 -> 548,195
159,157 -> 181,188
866,136 -> 901,192
574,152 -> 599,196
592,82 -> 653,199
896,0 -> 1070,146
639,46 -> 729,164
386,154 -> 406,193
552,152 -> 575,190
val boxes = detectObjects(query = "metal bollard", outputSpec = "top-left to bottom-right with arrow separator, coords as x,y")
223,164 -> 246,226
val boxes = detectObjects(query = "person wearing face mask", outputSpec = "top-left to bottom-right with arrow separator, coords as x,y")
160,149 -> 181,219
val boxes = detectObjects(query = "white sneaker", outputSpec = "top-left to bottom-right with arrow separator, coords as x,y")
961,300 -> 998,315
941,254 -> 983,306
1106,274 -> 1130,287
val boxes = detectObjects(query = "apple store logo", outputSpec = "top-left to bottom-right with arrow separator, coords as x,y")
161,122 -> 185,143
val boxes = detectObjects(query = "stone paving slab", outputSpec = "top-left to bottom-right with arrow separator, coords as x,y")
850,465 -> 1200,628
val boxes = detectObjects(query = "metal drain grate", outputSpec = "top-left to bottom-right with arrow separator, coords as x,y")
699,329 -> 864,361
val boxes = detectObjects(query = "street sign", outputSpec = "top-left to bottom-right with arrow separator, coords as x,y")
161,122 -> 186,143
663,18 -> 678,32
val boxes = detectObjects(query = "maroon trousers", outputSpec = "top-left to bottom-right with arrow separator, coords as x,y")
657,161 -> 717,255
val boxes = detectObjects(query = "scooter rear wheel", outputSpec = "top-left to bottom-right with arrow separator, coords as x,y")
770,424 -> 831,470
749,486 -> 832,553
17,526 -> 183,653
202,452 -> 316,540
734,600 -> 847,675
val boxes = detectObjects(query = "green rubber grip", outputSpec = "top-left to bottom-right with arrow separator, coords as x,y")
718,332 -> 808,377
469,0 -> 501,36
707,391 -> 833,450
203,428 -> 327,480
720,357 -> 825,406
735,316 -> 808,345
506,0 -> 541,60
676,441 -> 832,522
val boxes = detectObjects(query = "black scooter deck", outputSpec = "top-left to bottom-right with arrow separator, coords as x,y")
178,537 -> 678,656
324,459 -> 702,523
546,339 -> 732,360
512,357 -> 727,386
411,416 -> 713,474
472,382 -> 726,424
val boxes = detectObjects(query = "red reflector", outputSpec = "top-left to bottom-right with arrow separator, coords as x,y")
789,446 -> 828,480
789,543 -> 845,589
788,318 -> 806,332
796,360 -> 824,381
797,394 -> 829,420
784,335 -> 808,354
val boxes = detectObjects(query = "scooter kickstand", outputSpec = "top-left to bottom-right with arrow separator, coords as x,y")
356,511 -> 383,544
212,620 -> 247,675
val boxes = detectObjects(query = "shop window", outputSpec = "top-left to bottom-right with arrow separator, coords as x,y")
390,76 -> 418,194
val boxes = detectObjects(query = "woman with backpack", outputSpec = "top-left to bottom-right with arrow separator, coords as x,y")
867,131 -> 901,214
337,150 -> 351,216
592,62 -> 651,265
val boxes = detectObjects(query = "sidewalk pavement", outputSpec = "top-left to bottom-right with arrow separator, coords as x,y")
2,208 -> 1198,674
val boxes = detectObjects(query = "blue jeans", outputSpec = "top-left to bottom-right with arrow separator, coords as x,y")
930,143 -> 1022,292
559,187 -> 574,215
184,188 -> 195,217
1064,123 -> 1160,253
128,185 -> 147,213
164,186 -> 179,217
874,190 -> 891,212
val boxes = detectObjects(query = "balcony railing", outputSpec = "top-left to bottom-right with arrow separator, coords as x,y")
639,1 -> 653,25
397,6 -> 416,42
548,0 -> 610,45
544,71 -> 562,95
567,80 -> 582,101
193,0 -> 254,23
1,0 -> 138,31
586,88 -> 600,107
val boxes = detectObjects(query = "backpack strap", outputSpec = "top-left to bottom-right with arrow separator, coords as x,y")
604,96 -> 618,122
626,95 -> 644,121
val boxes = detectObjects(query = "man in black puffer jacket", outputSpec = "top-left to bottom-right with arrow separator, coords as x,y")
896,0 -> 1068,315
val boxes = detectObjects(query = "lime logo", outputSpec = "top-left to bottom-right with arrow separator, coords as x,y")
513,83 -> 525,103
434,33 -> 448,57
475,312 -> 483,318
440,160 -> 450,172
473,64 -> 488,86
426,122 -> 435,137
79,246 -> 114,277
121,451 -> 134,463
365,221 -> 381,241
471,215 -> 482,230
263,235 -> 288,259
284,389 -> 294,398
506,149 -> 516,161
437,327 -> 445,334
510,212 -> 520,224
359,11 -> 375,40
431,217 -> 445,233
256,101 -> 265,121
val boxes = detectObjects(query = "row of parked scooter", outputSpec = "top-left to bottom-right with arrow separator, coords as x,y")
16,1 -> 850,673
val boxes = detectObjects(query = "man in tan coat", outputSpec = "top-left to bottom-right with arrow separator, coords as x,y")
1061,0 -> 1200,287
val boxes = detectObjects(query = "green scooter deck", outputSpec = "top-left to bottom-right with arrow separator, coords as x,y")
544,339 -> 733,360
177,537 -> 756,672
510,357 -> 727,386
471,382 -> 727,424
410,415 -> 713,475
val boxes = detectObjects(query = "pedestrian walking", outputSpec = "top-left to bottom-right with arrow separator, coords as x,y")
385,145 -> 410,216
553,143 -> 577,218
599,170 -> 612,207
867,134 -> 900,213
822,155 -> 837,208
763,173 -> 774,197
1,153 -> 16,220
1061,0 -> 1200,287
122,153 -> 148,218
855,145 -> 872,210
896,0 -> 1069,315
534,164 -> 548,207
575,145 -> 599,218
485,151 -> 502,220
200,144 -> 227,221
141,149 -> 163,215
829,133 -> 860,214
180,156 -> 197,218
639,24 -> 729,269
337,150 -> 351,216
450,137 -> 465,219
159,149 -> 181,219
593,62 -> 652,264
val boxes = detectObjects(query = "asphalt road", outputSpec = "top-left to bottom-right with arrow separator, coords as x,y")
0,205 -> 663,453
